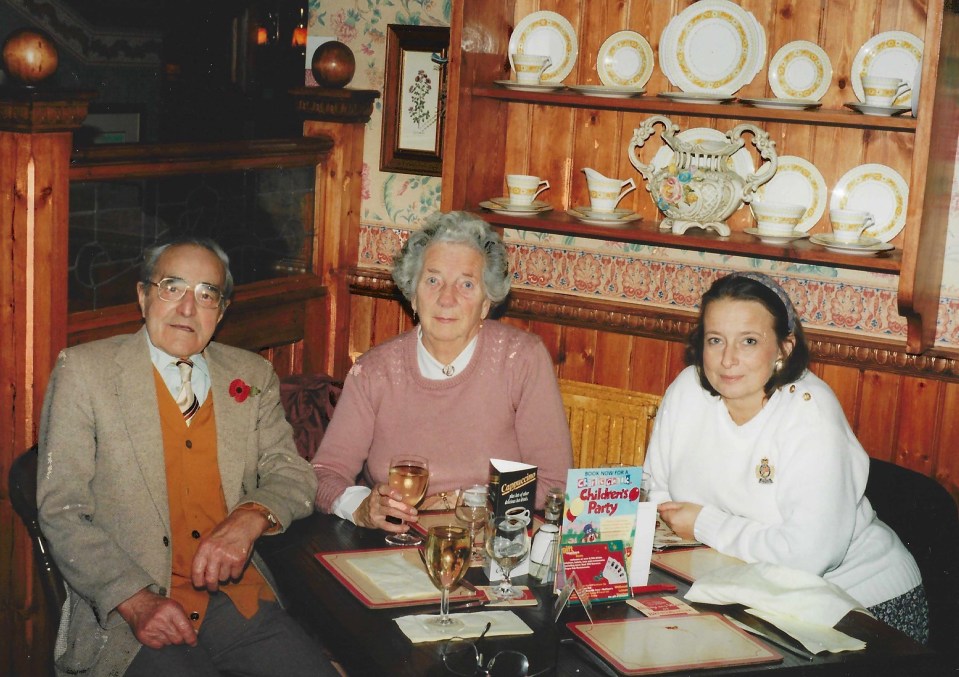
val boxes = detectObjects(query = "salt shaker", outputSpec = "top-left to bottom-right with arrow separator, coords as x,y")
529,487 -> 564,584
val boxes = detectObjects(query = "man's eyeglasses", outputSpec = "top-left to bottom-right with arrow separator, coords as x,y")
147,277 -> 224,309
442,622 -> 549,676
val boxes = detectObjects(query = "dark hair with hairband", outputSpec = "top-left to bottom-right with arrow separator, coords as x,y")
685,272 -> 810,397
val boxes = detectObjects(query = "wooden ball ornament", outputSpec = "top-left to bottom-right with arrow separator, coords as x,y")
2,27 -> 59,86
311,41 -> 356,88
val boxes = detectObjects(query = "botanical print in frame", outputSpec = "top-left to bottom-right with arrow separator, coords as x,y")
379,24 -> 449,177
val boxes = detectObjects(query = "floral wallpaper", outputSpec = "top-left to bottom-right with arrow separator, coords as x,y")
312,0 -> 959,348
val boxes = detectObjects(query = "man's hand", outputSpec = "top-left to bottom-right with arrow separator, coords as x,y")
191,508 -> 268,591
116,588 -> 197,649
352,483 -> 418,531
657,501 -> 703,541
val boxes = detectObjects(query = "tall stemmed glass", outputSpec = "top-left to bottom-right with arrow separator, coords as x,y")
422,525 -> 471,630
454,484 -> 488,559
485,516 -> 530,600
385,454 -> 430,546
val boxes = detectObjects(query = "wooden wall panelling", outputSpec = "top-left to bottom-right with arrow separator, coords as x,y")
894,377 -> 942,475
628,334 -> 672,394
349,294 -> 375,362
934,382 -> 959,499
857,371 -> 902,460
818,362 -> 863,429
558,326 -> 599,381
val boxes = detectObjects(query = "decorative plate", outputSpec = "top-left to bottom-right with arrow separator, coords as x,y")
566,84 -> 646,98
494,80 -> 566,93
479,200 -> 552,216
767,40 -> 832,101
658,0 -> 766,95
487,197 -> 551,211
739,97 -> 821,110
851,31 -> 923,107
843,102 -> 911,117
597,31 -> 654,89
651,127 -> 755,180
830,163 -> 909,242
657,91 -> 735,104
755,155 -> 827,232
744,228 -> 809,245
810,233 -> 895,256
508,11 -> 578,84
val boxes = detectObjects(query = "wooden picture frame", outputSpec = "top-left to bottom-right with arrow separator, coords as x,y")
379,24 -> 449,177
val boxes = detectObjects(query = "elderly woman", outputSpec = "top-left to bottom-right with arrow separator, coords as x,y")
312,211 -> 573,535
646,272 -> 927,643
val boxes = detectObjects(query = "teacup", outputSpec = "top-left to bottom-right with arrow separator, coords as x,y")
505,174 -> 550,205
750,200 -> 806,236
830,208 -> 876,243
584,169 -> 636,213
862,75 -> 911,106
511,53 -> 552,85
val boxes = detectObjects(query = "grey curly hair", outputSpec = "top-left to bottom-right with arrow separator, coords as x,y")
391,211 -> 511,307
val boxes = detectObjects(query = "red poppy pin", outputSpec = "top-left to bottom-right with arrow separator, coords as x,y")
228,378 -> 261,403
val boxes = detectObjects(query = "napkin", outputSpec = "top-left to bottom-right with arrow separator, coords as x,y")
395,610 -> 534,643
348,552 -> 438,600
685,562 -> 867,653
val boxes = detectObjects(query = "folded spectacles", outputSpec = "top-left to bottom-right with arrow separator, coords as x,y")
441,622 -> 549,677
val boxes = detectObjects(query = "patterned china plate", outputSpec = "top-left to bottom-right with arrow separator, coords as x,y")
479,200 -> 552,216
567,84 -> 646,98
568,208 -> 640,227
767,40 -> 832,101
755,155 -> 827,233
830,164 -> 908,242
597,31 -> 654,89
657,91 -> 735,104
851,31 -> 923,107
810,233 -> 895,256
487,197 -> 551,211
658,0 -> 766,95
844,102 -> 911,117
494,80 -> 565,93
744,228 -> 809,245
508,11 -> 578,84
739,97 -> 821,110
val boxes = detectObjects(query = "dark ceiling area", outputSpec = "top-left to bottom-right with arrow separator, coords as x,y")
57,0 -> 172,30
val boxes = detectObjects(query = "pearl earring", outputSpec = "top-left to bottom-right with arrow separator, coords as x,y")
774,357 -> 784,372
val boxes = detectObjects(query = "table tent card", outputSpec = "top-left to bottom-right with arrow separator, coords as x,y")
486,458 -> 537,580
556,466 -> 655,602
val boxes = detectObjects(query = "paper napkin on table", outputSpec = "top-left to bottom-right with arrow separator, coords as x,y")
348,552 -> 437,599
395,610 -> 534,643
685,562 -> 867,653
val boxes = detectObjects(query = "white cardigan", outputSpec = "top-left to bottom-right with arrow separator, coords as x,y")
646,366 -> 920,608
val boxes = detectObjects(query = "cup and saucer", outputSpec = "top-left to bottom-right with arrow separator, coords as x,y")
479,197 -> 552,216
567,206 -> 640,227
844,102 -> 911,117
809,233 -> 895,256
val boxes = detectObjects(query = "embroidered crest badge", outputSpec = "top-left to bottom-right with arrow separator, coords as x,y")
756,457 -> 775,484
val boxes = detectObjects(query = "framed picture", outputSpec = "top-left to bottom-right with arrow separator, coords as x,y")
379,24 -> 450,177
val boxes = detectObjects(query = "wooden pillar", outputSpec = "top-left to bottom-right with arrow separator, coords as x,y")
290,86 -> 378,379
0,88 -> 93,676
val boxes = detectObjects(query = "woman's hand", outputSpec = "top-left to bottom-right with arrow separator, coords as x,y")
657,501 -> 703,541
353,483 -> 418,531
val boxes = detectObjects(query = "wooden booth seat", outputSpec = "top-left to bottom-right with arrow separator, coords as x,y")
558,379 -> 661,469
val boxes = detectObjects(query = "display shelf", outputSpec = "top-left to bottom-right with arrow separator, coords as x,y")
474,208 -> 901,275
472,86 -> 919,133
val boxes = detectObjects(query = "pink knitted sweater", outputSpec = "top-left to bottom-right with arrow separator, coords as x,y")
312,321 -> 573,512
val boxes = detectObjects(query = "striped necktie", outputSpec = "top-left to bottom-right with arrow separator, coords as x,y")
175,359 -> 199,424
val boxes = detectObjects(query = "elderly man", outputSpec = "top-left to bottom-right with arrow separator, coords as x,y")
37,238 -> 337,677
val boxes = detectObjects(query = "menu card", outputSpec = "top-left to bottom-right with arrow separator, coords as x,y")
487,458 -> 537,519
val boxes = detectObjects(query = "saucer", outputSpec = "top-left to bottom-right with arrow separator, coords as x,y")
657,91 -> 735,104
744,228 -> 809,245
568,208 -> 640,227
488,197 -> 550,211
566,84 -> 646,98
810,233 -> 894,255
494,80 -> 566,93
739,97 -> 821,110
479,200 -> 552,216
844,102 -> 912,117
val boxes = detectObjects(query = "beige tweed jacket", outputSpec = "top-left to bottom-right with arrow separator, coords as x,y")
37,327 -> 317,677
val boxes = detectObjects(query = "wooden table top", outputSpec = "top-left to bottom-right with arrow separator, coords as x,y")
258,512 -> 946,677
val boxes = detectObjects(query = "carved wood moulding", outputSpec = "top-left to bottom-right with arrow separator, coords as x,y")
0,90 -> 96,133
346,266 -> 959,381
291,87 -> 380,124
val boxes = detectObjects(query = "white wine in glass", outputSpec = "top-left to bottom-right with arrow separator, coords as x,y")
486,516 -> 530,600
423,525 -> 471,629
385,454 -> 429,546
454,484 -> 488,558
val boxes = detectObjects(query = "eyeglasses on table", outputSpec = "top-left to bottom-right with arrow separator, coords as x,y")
441,622 -> 552,677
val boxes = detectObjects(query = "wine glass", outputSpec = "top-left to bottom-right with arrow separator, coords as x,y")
422,525 -> 472,630
485,516 -> 530,600
454,484 -> 488,559
385,454 -> 430,546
